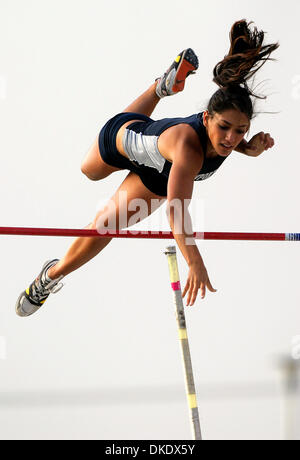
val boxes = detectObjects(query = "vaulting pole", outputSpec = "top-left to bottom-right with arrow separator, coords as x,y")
165,246 -> 202,441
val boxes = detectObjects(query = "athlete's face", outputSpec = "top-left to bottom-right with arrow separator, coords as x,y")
203,109 -> 250,157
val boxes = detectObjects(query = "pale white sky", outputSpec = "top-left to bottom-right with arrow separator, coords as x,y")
0,0 -> 300,440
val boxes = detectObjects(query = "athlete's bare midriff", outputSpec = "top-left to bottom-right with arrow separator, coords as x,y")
116,120 -> 144,159
116,120 -> 203,164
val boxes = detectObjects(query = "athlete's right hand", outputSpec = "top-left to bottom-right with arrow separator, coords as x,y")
182,260 -> 217,306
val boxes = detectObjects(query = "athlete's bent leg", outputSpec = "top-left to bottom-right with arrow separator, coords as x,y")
16,172 -> 165,316
81,49 -> 199,181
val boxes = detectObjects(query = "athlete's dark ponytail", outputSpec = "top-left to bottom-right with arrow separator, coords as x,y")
207,19 -> 279,120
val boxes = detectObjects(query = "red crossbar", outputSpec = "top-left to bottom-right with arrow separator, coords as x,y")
0,227 -> 289,241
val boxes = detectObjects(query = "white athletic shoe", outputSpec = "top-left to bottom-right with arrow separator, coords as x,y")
15,259 -> 64,317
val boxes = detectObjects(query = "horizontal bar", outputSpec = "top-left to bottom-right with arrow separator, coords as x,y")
0,227 -> 299,241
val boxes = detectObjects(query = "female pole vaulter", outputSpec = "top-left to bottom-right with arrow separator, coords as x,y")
16,19 -> 279,317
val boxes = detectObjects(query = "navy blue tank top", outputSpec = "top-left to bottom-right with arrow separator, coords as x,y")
127,112 -> 227,181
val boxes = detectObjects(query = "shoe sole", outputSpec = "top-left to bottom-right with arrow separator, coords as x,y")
172,48 -> 199,93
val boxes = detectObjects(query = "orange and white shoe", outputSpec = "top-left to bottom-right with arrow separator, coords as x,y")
156,48 -> 199,98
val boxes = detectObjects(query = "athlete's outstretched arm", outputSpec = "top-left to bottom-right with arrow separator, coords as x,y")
166,140 -> 217,306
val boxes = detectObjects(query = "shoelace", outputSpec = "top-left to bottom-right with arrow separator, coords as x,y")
45,276 -> 64,294
31,275 -> 64,302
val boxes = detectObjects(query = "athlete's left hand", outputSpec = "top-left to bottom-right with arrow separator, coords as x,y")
239,132 -> 275,157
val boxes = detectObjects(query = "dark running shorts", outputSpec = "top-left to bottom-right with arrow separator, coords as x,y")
98,112 -> 168,197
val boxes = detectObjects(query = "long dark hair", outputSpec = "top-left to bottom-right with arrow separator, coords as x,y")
207,20 -> 279,120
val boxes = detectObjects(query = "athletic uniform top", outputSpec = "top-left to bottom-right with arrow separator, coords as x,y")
123,112 -> 228,182
99,111 -> 229,196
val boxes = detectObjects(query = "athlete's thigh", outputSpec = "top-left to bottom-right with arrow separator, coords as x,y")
81,138 -> 122,180
94,171 -> 166,231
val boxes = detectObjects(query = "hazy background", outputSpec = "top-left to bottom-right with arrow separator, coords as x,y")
0,0 -> 300,440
